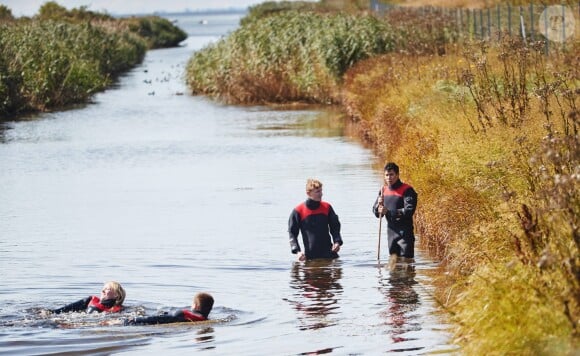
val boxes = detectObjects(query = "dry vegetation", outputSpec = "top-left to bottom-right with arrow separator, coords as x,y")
386,0 -> 576,8
342,35 -> 579,355
187,1 -> 580,353
0,2 -> 186,118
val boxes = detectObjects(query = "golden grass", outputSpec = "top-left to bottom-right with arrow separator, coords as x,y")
342,41 -> 579,353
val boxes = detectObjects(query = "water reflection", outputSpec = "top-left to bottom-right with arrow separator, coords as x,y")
0,122 -> 8,143
193,326 -> 215,350
378,259 -> 421,347
286,259 -> 343,331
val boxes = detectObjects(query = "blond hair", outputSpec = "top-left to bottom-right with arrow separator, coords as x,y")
194,292 -> 214,318
104,281 -> 126,306
305,178 -> 323,193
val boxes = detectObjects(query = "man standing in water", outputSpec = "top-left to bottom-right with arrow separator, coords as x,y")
288,179 -> 343,261
373,162 -> 418,259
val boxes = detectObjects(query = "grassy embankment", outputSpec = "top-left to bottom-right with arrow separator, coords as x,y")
186,1 -> 579,354
0,2 -> 186,118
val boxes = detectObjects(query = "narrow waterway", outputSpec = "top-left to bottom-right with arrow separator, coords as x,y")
0,12 -> 456,355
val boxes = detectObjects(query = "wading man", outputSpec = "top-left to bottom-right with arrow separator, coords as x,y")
288,179 -> 343,261
373,162 -> 418,259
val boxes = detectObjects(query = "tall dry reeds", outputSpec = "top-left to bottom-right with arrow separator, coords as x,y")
0,21 -> 146,116
455,37 -> 579,350
186,11 -> 395,105
0,2 -> 187,118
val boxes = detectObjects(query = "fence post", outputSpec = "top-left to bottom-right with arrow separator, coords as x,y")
530,3 -> 534,42
544,4 -> 549,55
497,4 -> 502,40
472,8 -> 477,39
456,8 -> 461,38
508,4 -> 512,36
480,9 -> 484,39
520,6 -> 527,43
562,4 -> 566,49
462,8 -> 466,38
487,8 -> 491,39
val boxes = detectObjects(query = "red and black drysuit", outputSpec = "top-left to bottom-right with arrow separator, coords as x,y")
50,296 -> 122,314
124,308 -> 207,325
373,179 -> 418,258
288,198 -> 343,260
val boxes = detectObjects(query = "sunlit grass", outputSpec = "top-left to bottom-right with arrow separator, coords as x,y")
0,2 -> 187,118
0,20 -> 146,115
186,11 -> 395,105
342,36 -> 578,353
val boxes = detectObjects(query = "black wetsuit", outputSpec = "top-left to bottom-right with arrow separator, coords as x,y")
124,308 -> 207,325
373,180 -> 418,258
51,296 -> 121,314
288,198 -> 343,260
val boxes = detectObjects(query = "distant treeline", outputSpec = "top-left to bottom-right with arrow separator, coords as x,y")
0,2 -> 187,118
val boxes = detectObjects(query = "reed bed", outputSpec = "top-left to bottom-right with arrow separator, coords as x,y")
0,21 -> 146,115
186,11 -> 395,104
0,2 -> 186,118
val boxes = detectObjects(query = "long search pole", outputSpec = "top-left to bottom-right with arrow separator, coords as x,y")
377,187 -> 383,261
377,212 -> 382,261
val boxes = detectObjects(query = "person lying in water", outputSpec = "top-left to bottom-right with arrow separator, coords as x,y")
123,292 -> 214,325
48,281 -> 126,314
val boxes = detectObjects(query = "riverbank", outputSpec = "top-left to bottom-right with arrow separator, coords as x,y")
0,11 -> 455,353
185,2 -> 579,354
0,3 -> 186,119
342,42 -> 578,354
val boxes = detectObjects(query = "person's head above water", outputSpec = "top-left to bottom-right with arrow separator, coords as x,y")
101,281 -> 126,306
193,292 -> 214,318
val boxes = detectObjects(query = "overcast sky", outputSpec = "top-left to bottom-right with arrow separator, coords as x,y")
0,0 -> 281,16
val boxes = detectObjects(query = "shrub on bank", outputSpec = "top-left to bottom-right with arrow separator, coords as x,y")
0,2 -> 188,118
342,37 -> 578,354
186,11 -> 394,104
122,16 -> 187,48
0,20 -> 146,115
186,0 -> 461,105
35,2 -> 187,49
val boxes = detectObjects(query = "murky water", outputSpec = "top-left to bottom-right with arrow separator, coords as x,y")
0,12 -> 456,355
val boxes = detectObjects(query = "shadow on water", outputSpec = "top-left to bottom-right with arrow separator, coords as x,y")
0,122 -> 9,143
285,259 -> 343,332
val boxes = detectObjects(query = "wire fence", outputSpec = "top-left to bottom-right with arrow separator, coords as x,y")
370,1 -> 579,54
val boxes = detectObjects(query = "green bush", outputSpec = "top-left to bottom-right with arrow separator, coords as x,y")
0,20 -> 146,115
186,11 -> 394,104
123,16 -> 187,48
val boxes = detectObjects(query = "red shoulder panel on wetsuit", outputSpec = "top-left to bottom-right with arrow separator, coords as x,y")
295,201 -> 330,221
382,183 -> 411,198
88,296 -> 122,313
182,309 -> 206,321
